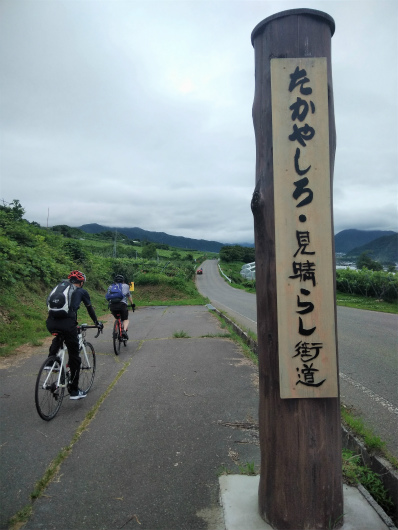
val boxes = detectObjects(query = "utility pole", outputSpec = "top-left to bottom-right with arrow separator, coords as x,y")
251,9 -> 343,528
113,229 -> 117,258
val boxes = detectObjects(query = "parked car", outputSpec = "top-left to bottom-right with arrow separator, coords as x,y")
196,268 -> 203,275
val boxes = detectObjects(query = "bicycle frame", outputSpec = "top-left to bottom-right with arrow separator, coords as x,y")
116,315 -> 123,335
40,326 -> 94,390
112,314 -> 126,355
36,323 -> 101,420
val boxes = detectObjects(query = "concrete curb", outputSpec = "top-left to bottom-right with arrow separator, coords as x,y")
207,304 -> 398,526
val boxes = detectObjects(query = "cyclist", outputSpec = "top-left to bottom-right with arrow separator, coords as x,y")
46,270 -> 103,400
106,274 -> 135,339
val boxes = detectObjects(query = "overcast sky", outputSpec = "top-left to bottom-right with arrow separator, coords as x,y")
1,0 -> 397,244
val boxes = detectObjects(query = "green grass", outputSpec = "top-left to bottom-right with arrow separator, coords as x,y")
238,461 -> 258,475
342,449 -> 394,516
0,285 -> 50,356
212,312 -> 258,366
341,406 -> 386,452
0,284 -> 111,358
173,330 -> 190,338
0,278 -> 208,358
217,461 -> 258,476
336,291 -> 398,314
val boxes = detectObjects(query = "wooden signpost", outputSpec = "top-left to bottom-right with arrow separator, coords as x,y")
251,9 -> 343,529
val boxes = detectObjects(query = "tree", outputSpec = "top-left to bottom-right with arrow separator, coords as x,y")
142,243 -> 157,260
356,251 -> 383,271
220,245 -> 255,263
0,199 -> 25,221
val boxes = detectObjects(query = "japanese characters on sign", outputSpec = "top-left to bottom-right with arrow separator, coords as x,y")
271,58 -> 338,399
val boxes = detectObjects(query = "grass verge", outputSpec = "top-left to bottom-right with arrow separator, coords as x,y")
336,291 -> 398,314
342,448 -> 394,518
0,282 -> 208,358
341,406 -> 398,469
212,312 -> 258,366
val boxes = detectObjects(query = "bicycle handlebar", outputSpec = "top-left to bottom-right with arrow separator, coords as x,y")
80,323 -> 104,338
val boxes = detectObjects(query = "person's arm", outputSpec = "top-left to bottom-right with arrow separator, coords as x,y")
122,284 -> 134,309
82,290 -> 101,325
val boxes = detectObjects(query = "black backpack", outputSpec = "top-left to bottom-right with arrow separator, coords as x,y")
47,280 -> 77,319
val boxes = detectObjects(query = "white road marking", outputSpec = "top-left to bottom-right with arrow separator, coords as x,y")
340,372 -> 398,416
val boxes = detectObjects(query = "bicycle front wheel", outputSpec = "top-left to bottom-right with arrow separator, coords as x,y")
113,320 -> 121,355
80,342 -> 96,393
35,356 -> 65,421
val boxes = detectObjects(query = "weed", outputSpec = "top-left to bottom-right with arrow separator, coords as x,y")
328,513 -> 345,529
213,312 -> 258,366
238,461 -> 257,475
341,407 -> 386,452
342,449 -> 394,516
217,462 -> 258,476
217,465 -> 233,476
8,503 -> 32,530
173,330 -> 190,338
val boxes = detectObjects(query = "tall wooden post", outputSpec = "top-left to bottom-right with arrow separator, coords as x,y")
251,9 -> 343,529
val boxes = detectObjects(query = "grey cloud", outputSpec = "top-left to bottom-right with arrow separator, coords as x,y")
1,0 -> 397,244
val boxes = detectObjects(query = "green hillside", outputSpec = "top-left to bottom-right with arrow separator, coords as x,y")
0,201 -> 210,356
78,223 -> 230,253
346,234 -> 398,265
335,229 -> 396,253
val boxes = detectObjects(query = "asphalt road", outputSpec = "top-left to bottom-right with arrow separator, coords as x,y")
196,260 -> 398,458
0,306 -> 260,529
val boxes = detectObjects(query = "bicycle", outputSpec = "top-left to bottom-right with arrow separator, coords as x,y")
112,312 -> 127,356
35,324 -> 102,421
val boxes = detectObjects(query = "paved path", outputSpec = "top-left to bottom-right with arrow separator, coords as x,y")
0,306 -> 259,530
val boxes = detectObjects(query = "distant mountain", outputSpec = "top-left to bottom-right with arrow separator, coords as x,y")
78,223 -> 229,253
76,224 -> 396,258
334,229 -> 396,254
345,233 -> 398,264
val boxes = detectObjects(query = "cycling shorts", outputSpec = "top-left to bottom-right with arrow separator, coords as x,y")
110,302 -> 128,321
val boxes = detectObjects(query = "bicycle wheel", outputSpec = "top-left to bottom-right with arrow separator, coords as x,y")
113,320 -> 121,355
79,342 -> 96,393
35,355 -> 65,421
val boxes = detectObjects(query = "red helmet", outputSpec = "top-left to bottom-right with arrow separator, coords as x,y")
68,270 -> 86,283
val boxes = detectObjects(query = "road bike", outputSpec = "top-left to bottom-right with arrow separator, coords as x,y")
112,312 -> 127,355
35,324 -> 102,421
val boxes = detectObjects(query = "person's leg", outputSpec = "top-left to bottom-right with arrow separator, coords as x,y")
122,307 -> 129,331
63,321 -> 81,393
121,307 -> 129,336
45,318 -> 63,366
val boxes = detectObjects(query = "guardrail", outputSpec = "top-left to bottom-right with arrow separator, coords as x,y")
218,263 -> 232,283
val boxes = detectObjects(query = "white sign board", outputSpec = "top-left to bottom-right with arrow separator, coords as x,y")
271,58 -> 338,399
